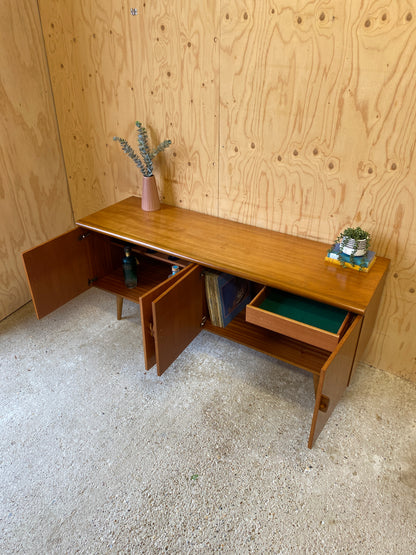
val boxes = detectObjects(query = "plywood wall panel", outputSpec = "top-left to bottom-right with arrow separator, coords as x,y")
0,0 -> 73,320
38,0 -> 219,218
219,1 -> 416,380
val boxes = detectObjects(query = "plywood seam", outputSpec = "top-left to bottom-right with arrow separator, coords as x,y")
35,0 -> 75,227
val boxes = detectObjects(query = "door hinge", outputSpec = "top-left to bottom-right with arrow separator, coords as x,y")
78,231 -> 91,241
88,277 -> 98,286
200,315 -> 207,327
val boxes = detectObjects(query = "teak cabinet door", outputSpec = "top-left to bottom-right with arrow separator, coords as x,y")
308,314 -> 363,448
144,264 -> 205,376
139,265 -> 196,371
22,228 -> 91,319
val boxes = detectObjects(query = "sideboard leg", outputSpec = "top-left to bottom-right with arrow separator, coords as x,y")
116,295 -> 123,320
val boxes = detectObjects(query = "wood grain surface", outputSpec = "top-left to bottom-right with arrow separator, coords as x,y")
4,0 -> 414,379
38,0 -> 219,217
0,0 -> 73,320
76,196 -> 390,315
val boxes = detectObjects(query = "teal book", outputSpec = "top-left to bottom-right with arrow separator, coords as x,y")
326,243 -> 376,272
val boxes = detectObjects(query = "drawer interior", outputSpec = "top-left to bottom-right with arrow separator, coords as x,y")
258,289 -> 349,335
246,287 -> 350,351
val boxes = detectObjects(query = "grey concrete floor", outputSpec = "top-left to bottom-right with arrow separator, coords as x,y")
1,288 -> 415,554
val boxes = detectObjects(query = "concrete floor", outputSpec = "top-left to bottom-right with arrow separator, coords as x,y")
1,288 -> 415,554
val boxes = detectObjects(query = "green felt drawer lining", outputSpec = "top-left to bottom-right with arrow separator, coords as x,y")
259,289 -> 348,334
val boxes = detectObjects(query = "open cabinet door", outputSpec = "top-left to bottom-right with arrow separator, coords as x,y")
152,264 -> 205,376
22,228 -> 91,319
139,265 -> 195,371
308,314 -> 363,447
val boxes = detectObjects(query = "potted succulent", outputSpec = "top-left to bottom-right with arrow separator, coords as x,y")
114,121 -> 171,211
336,226 -> 371,261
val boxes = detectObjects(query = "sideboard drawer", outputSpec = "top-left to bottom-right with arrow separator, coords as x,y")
246,287 -> 351,351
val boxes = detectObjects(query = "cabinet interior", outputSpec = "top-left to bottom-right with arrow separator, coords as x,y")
88,231 -> 338,376
92,236 -> 191,303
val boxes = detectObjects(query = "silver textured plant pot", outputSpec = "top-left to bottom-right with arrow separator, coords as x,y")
341,238 -> 367,257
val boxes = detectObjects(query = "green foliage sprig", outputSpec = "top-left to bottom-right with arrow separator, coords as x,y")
114,121 -> 171,177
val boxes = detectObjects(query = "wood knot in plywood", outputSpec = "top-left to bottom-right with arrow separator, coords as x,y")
358,160 -> 376,178
387,160 -> 398,172
326,157 -> 340,174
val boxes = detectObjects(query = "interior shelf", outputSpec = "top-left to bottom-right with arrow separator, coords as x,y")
110,239 -> 191,269
94,257 -> 175,303
204,310 -> 329,375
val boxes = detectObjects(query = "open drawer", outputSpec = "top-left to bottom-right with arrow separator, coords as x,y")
246,287 -> 351,351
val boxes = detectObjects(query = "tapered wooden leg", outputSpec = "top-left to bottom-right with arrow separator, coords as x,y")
116,295 -> 123,320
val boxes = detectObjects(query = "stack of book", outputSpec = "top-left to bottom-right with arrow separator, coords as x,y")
205,271 -> 253,327
325,243 -> 376,272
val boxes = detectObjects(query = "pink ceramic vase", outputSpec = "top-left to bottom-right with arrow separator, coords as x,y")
141,175 -> 160,211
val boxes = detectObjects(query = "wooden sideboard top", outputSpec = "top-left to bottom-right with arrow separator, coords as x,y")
76,196 -> 390,314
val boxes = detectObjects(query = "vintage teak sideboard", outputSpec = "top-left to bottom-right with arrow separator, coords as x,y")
22,196 -> 390,448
